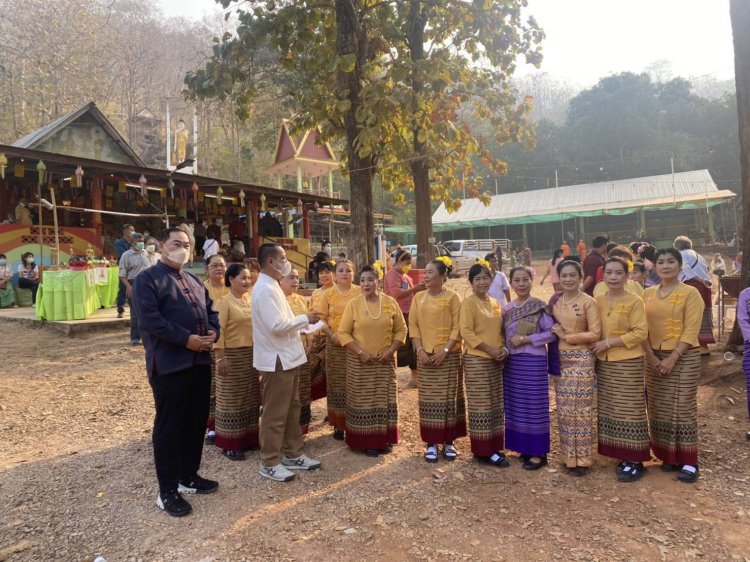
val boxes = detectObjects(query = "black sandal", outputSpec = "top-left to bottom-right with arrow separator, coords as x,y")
365,449 -> 380,457
660,463 -> 681,472
333,429 -> 345,440
522,455 -> 548,471
617,462 -> 646,482
222,449 -> 246,461
568,466 -> 588,477
478,452 -> 509,468
677,465 -> 699,483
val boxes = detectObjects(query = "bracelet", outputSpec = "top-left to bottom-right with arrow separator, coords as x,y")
673,348 -> 684,358
356,349 -> 363,355
416,347 -> 425,354
216,358 -> 226,363
605,339 -> 611,349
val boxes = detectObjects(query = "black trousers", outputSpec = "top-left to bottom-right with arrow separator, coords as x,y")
149,365 -> 211,493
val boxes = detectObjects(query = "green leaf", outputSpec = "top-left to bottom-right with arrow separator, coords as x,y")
336,99 -> 352,113
338,53 -> 357,73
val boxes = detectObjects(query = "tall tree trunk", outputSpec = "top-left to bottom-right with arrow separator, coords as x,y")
729,0 -> 750,347
408,0 -> 434,268
336,0 -> 374,271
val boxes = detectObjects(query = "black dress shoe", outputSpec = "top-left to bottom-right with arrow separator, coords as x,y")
365,449 -> 380,457
522,455 -> 548,471
333,429 -> 345,440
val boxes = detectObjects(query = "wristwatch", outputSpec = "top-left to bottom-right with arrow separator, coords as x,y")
443,346 -> 450,353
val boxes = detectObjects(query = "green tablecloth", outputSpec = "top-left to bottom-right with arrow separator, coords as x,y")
36,269 -> 102,321
94,267 -> 119,309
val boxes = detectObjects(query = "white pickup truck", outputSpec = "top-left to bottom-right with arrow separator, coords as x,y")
389,244 -> 475,276
442,239 -> 512,261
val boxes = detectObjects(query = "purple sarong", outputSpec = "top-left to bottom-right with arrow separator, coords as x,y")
744,342 -> 750,420
504,353 -> 550,456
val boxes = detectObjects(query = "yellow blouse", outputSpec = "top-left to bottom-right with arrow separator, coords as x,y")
337,294 -> 407,356
594,291 -> 647,361
408,289 -> 462,354
552,293 -> 601,350
204,280 -> 230,309
310,285 -> 333,313
215,292 -> 253,349
593,279 -> 644,298
287,292 -> 309,316
643,283 -> 704,350
314,284 -> 362,333
459,295 -> 505,358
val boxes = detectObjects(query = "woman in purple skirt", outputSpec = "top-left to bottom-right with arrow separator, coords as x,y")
736,287 -> 750,441
502,266 -> 555,470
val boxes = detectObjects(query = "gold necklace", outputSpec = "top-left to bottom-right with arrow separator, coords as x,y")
230,292 -> 250,305
336,284 -> 352,297
364,294 -> 382,320
657,282 -> 679,300
476,295 -> 494,317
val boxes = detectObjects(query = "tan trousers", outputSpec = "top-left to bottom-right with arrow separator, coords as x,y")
259,358 -> 304,466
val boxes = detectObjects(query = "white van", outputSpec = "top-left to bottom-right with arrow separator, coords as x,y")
442,239 -> 512,260
388,244 -> 474,276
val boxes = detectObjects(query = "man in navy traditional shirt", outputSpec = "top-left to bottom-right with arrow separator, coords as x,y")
133,227 -> 220,517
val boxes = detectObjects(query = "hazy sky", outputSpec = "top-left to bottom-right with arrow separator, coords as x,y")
157,0 -> 736,86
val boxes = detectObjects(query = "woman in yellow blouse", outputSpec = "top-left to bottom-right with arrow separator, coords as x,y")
550,260 -> 601,476
410,259 -> 466,463
308,261 -> 335,402
315,259 -> 362,440
642,248 -> 704,483
204,253 -> 229,444
338,265 -> 406,456
592,245 -> 644,298
281,268 -> 315,435
591,256 -> 649,482
459,263 -> 508,467
214,263 -> 259,460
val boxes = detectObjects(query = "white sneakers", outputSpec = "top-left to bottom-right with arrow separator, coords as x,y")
259,455 -> 322,482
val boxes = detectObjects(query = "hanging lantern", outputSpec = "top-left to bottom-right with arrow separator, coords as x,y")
168,178 -> 175,199
216,186 -> 223,205
260,193 -> 267,211
296,198 -> 303,215
0,153 -> 7,180
75,165 -> 84,188
36,160 -> 46,185
138,174 -> 147,197
314,200 -> 320,212
239,189 -> 245,206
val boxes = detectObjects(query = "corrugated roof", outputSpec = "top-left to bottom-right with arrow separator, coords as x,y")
425,169 -> 735,232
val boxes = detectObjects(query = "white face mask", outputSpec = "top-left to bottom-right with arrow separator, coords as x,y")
167,247 -> 190,265
274,257 -> 292,277
323,246 -> 332,255
146,244 -> 156,253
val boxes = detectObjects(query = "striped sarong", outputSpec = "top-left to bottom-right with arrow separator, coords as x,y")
0,286 -> 16,308
344,354 -> 398,450
417,351 -> 467,444
326,343 -> 348,431
207,351 -> 217,432
646,348 -> 700,466
684,279 -> 715,345
744,342 -> 750,420
309,334 -> 327,401
597,357 -> 650,462
504,353 -> 550,456
215,346 -> 260,451
553,349 -> 595,468
299,360 -> 312,435
463,354 -> 504,456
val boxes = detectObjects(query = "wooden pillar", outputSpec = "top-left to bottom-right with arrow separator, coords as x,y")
91,177 -> 103,249
639,209 -> 646,237
250,198 -> 260,257
303,205 -> 310,239
707,205 -> 716,242
296,165 -> 303,193
328,170 -> 333,198
578,216 -> 585,240
522,223 -> 528,247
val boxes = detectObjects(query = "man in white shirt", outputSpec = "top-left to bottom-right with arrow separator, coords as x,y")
252,243 -> 322,482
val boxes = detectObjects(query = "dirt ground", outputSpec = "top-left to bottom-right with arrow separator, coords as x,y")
1,270 -> 750,561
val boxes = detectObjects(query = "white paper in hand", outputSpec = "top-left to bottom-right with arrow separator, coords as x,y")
301,320 -> 325,334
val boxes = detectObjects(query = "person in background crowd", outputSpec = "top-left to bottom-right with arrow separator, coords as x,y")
521,247 -> 532,267
17,251 -> 40,305
315,260 -> 362,440
132,227 -> 219,517
119,233 -> 153,346
642,248 -> 704,483
582,235 -> 609,296
0,253 -> 16,308
550,260 -> 601,476
203,254 -> 229,444
115,224 -> 135,318
593,245 -> 643,298
281,268 -> 315,434
734,286 -> 750,441
592,256 -> 649,482
206,219 -> 222,244
145,237 -> 161,265
630,261 -> 647,287
15,197 -> 32,225
459,263 -> 508,467
178,222 -> 196,268
539,248 -> 564,292
214,263 -> 259,461
486,253 -> 511,306
409,259 -> 466,463
338,265 -> 406,456
577,239 -> 587,261
561,241 -> 571,258
193,219 -> 207,258
502,266 -> 555,470
252,243 -> 321,482
308,261 -> 335,402
673,236 -> 715,349
384,248 -> 425,388
202,232 -> 220,262
711,253 -> 726,276
632,242 -> 661,287
734,251 -> 743,275
246,258 -> 260,289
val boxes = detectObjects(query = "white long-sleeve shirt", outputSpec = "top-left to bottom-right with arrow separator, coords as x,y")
251,272 -> 308,371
